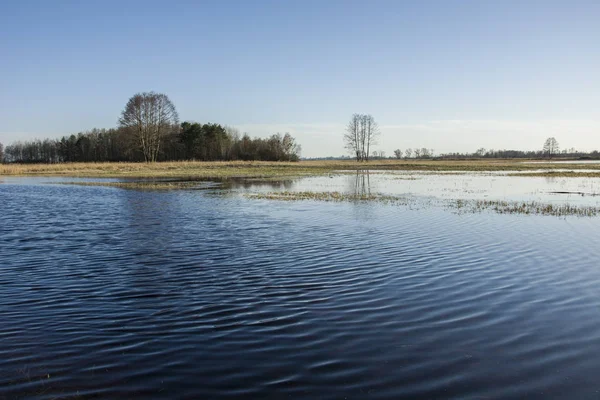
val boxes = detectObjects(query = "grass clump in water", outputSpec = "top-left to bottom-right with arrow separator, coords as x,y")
451,199 -> 600,217
56,180 -> 212,191
247,191 -> 407,204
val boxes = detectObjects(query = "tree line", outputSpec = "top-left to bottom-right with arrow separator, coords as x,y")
1,128 -> 301,163
436,138 -> 599,159
391,148 -> 435,159
1,92 -> 301,163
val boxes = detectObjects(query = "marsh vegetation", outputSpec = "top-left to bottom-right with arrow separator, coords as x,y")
4,158 -> 600,178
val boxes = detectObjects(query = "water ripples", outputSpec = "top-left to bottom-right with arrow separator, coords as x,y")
1,179 -> 600,399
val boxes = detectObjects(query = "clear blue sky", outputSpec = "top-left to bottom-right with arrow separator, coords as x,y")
1,0 -> 599,157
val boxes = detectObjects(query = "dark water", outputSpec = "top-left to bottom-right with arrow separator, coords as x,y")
2,178 -> 600,399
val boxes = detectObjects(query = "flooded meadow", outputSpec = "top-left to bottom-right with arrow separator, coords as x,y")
2,167 -> 600,398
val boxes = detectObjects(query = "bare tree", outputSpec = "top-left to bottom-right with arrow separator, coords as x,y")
0,142 -> 3,163
343,114 -> 380,161
344,114 -> 362,161
394,149 -> 402,159
414,148 -> 422,158
405,148 -> 412,159
119,92 -> 179,162
363,114 -> 380,161
543,137 -> 559,158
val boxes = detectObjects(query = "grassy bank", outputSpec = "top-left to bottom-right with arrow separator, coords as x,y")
2,159 -> 600,179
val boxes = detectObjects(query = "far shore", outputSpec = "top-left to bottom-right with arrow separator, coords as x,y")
2,158 -> 600,180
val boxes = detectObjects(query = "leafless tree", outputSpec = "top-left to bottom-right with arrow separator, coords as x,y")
343,114 -> 380,161
344,114 -> 362,161
363,114 -> 380,161
405,148 -> 412,159
543,137 -> 559,158
414,148 -> 422,158
393,149 -> 402,159
0,142 -> 3,163
119,92 -> 179,162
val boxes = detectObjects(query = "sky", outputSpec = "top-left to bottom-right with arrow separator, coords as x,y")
1,0 -> 599,157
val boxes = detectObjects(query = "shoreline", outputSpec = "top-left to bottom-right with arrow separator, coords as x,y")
3,159 -> 600,179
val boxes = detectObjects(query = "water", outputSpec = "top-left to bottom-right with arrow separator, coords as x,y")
240,171 -> 600,206
2,177 -> 600,399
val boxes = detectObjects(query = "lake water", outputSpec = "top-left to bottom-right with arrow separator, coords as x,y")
2,176 -> 600,399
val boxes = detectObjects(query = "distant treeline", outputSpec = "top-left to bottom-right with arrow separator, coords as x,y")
1,123 -> 301,163
437,148 -> 600,159
1,91 -> 301,164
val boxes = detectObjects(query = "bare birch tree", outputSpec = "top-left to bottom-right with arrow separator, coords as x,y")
344,113 -> 363,161
363,114 -> 379,161
343,113 -> 380,161
119,92 -> 179,162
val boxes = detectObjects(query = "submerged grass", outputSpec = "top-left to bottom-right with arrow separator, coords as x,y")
247,190 -> 600,217
56,180 -> 213,191
451,199 -> 600,217
246,191 -> 409,204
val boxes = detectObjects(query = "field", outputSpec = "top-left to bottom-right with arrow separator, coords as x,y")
2,159 -> 600,179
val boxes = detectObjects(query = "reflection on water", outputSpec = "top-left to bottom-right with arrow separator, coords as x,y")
352,170 -> 371,197
234,171 -> 600,208
226,178 -> 295,191
2,178 -> 600,399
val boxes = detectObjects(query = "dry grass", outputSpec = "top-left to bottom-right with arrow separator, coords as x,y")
3,159 -> 600,179
0,161 -> 323,179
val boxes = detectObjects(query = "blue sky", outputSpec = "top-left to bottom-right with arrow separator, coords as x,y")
1,0 -> 599,157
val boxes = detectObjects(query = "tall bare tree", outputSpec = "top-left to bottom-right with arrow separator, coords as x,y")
363,114 -> 380,161
393,149 -> 402,159
343,113 -> 380,161
543,137 -> 559,158
119,92 -> 179,162
344,114 -> 362,161
0,142 -> 3,163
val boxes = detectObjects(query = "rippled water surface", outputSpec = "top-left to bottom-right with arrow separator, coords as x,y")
2,177 -> 600,399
